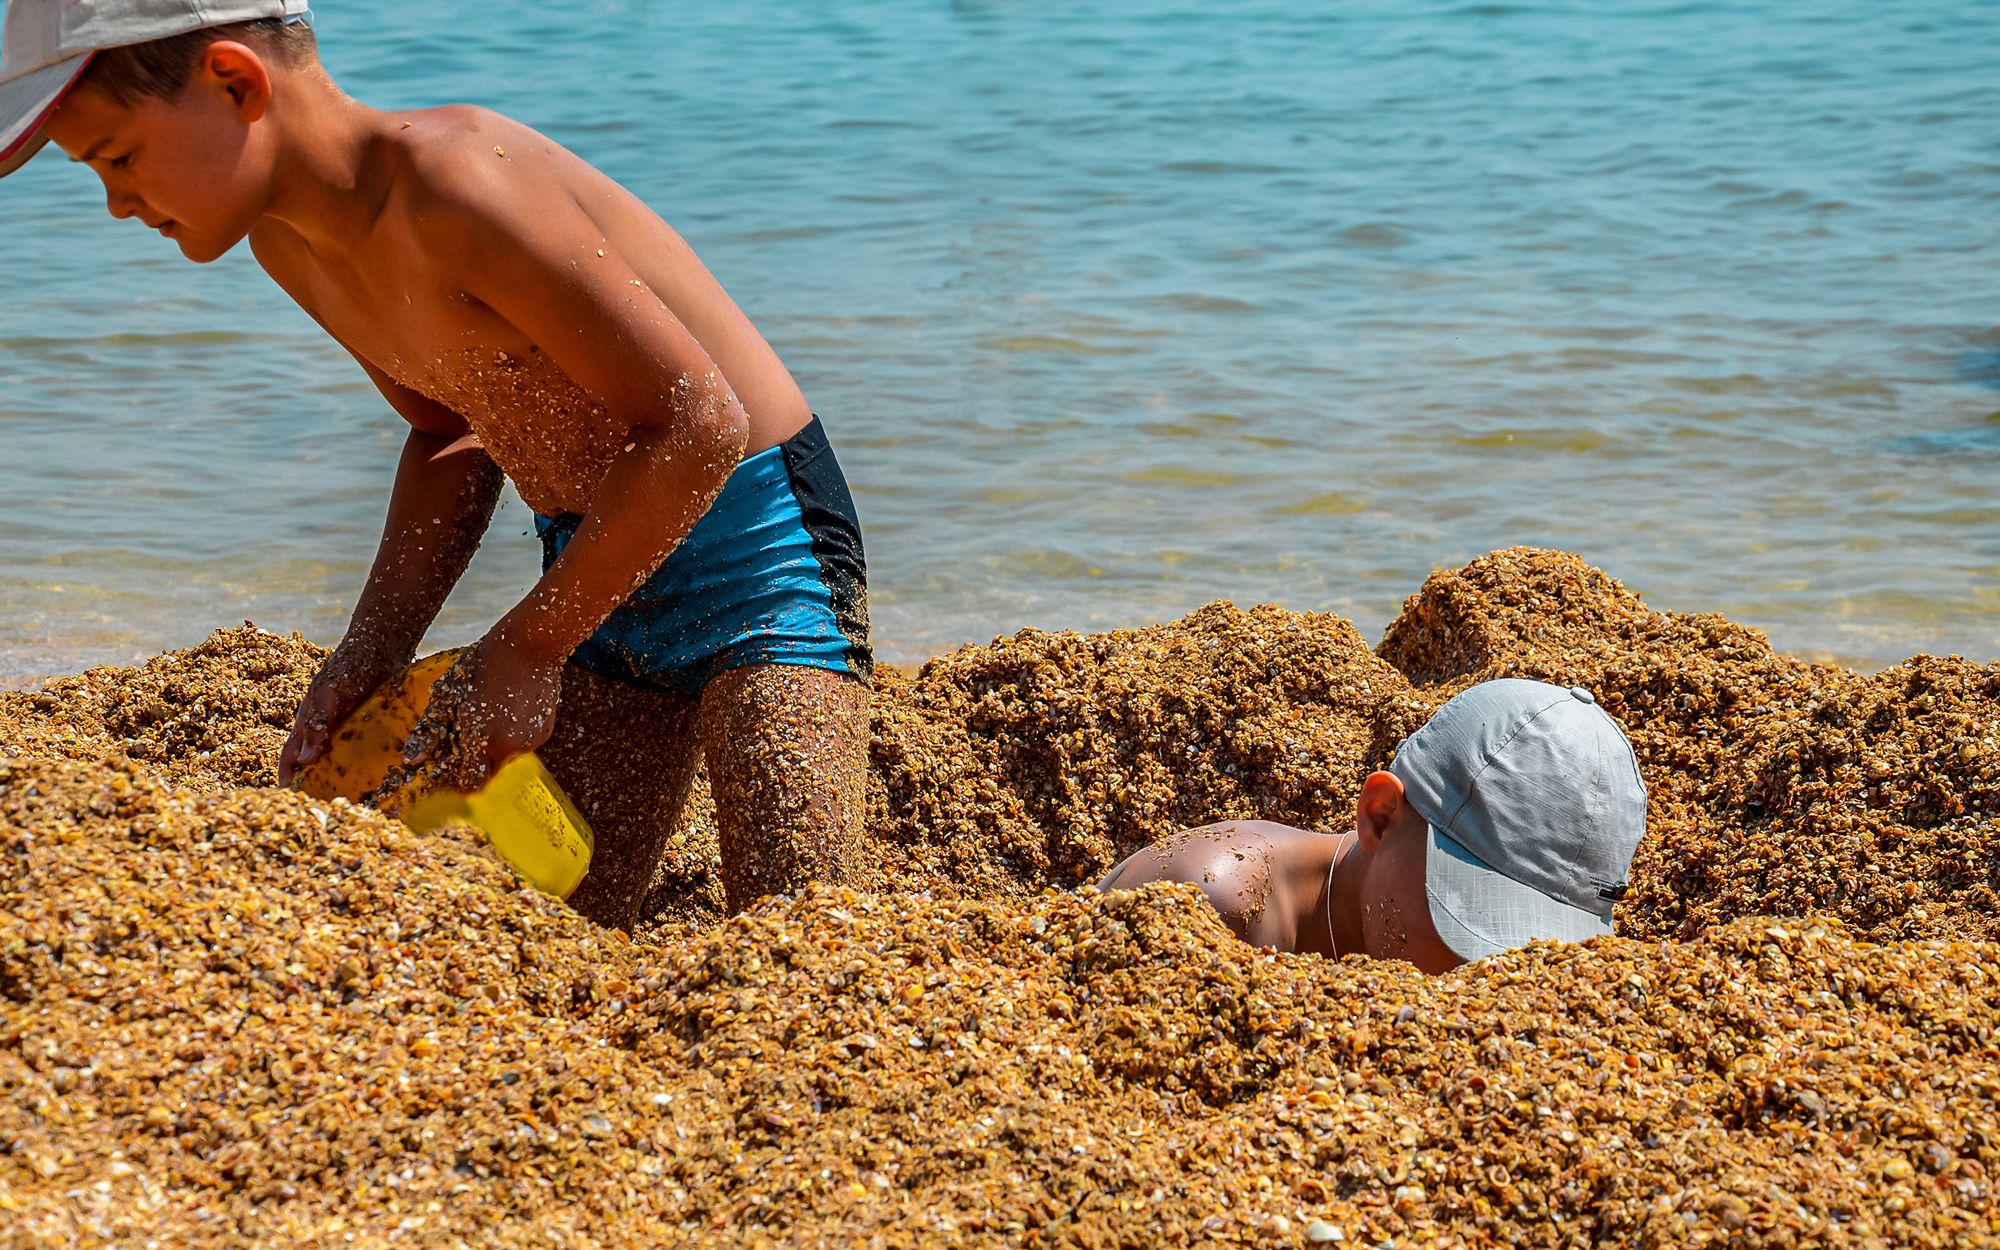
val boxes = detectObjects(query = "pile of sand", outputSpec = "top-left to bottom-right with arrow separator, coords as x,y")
1381,549 -> 1999,943
866,602 -> 1432,900
0,628 -> 319,791
3,548 -> 1997,1247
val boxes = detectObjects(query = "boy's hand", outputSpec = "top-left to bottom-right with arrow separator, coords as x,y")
279,636 -> 413,787
401,635 -> 563,793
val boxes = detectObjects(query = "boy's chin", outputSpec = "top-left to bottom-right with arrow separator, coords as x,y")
170,229 -> 245,265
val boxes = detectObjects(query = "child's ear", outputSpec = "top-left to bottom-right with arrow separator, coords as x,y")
1353,770 -> 1406,855
200,40 -> 274,122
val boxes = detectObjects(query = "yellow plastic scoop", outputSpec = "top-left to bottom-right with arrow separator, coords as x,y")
294,649 -> 459,811
293,649 -> 595,898
405,753 -> 594,898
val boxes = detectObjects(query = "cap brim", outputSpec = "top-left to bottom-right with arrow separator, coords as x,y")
1424,823 -> 1613,962
0,53 -> 93,179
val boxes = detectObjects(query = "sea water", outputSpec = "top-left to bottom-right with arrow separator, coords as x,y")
2,0 -> 1997,679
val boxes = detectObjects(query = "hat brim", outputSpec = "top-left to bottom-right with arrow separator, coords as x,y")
0,53 -> 93,179
1424,823 -> 1613,962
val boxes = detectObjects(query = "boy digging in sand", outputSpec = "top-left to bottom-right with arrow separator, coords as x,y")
0,1 -> 872,926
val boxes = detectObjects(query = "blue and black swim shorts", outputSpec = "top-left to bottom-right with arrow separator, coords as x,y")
534,415 -> 872,694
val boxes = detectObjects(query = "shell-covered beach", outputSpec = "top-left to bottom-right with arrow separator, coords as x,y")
3,548 -> 1997,1248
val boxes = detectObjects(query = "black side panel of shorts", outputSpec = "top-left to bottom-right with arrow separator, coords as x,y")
780,416 -> 874,684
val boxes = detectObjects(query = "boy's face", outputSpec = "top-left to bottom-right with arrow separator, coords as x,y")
1352,774 -> 1467,973
43,51 -> 273,264
1358,817 -> 1464,973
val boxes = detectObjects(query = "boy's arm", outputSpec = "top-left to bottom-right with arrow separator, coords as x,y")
341,362 -> 506,657
278,366 -> 504,784
402,157 -> 749,786
455,202 -> 747,664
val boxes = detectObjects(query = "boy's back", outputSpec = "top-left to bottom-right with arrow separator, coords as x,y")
242,104 -> 816,513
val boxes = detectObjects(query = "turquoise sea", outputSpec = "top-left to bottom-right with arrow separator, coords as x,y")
2,0 -> 1997,679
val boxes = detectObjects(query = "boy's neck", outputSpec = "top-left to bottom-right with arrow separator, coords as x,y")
1323,833 -> 1368,958
257,69 -> 395,258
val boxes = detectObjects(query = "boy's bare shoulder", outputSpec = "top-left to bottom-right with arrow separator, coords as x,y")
247,107 -> 538,266
392,104 -> 533,172
387,106 -> 596,246
1103,822 -> 1289,895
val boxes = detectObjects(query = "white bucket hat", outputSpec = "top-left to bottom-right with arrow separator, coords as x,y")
1,0 -> 309,178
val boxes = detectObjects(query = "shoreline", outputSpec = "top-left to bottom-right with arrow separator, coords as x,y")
0,614 -> 1950,696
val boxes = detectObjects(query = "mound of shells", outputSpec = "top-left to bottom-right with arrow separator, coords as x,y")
1381,549 -> 2000,943
865,602 -> 1432,898
3,547 -> 1999,1247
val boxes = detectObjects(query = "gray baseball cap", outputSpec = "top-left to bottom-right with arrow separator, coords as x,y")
1,0 -> 309,178
1390,678 -> 1646,961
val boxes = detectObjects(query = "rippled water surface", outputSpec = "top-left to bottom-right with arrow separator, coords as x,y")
3,0 -> 1997,678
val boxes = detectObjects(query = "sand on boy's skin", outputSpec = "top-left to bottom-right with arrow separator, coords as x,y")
2,547 -> 1996,1248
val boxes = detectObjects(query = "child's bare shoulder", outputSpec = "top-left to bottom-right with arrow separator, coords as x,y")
249,106 -> 558,265
388,106 -> 603,243
394,104 -> 534,172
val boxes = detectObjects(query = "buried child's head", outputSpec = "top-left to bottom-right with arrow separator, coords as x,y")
1100,678 -> 1649,971
1382,678 -> 1648,963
